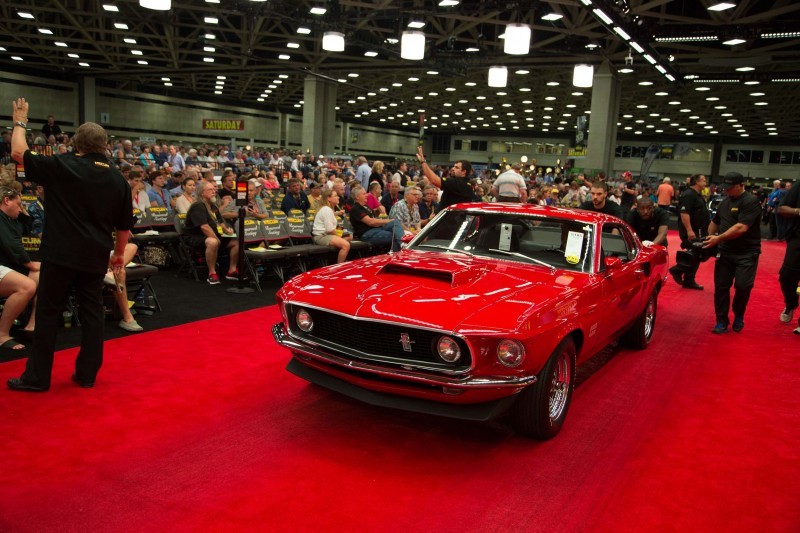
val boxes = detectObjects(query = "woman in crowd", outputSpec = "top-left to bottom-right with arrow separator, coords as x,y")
369,161 -> 385,190
312,190 -> 352,264
264,173 -> 281,189
175,177 -> 196,214
139,145 -> 155,167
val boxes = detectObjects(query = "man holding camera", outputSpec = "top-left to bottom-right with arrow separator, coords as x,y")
669,174 -> 709,290
704,172 -> 762,334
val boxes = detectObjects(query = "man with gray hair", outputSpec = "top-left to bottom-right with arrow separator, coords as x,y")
492,163 -> 528,203
389,186 -> 423,233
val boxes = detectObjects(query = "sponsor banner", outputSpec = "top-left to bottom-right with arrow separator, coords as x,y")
202,119 -> 245,131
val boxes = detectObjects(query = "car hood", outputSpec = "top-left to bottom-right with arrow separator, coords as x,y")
279,251 -> 589,334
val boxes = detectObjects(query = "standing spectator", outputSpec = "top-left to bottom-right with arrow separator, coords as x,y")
40,115 -> 62,139
8,97 -> 132,391
492,163 -> 528,203
369,161 -> 386,191
768,181 -> 790,241
670,174 -> 709,290
415,147 -> 475,209
704,172 -> 762,334
355,156 -> 371,190
656,177 -> 675,209
619,171 -> 637,218
168,145 -> 185,174
776,181 -> 800,334
392,161 -> 411,187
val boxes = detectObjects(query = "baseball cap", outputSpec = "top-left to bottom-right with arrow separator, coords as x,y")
719,172 -> 744,190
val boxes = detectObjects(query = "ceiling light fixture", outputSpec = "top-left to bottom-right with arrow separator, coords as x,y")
573,64 -> 593,87
322,31 -> 345,52
708,2 -> 736,11
401,31 -> 425,60
310,6 -> 326,15
18,12 -> 35,19
408,21 -> 425,29
722,38 -> 746,45
439,0 -> 460,6
542,13 -> 563,21
504,24 -> 531,55
140,0 -> 170,10
488,66 -> 508,88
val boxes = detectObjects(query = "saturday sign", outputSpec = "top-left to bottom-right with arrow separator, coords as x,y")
202,119 -> 245,131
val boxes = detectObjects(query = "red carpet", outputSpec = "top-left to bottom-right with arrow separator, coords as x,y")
1,232 -> 798,532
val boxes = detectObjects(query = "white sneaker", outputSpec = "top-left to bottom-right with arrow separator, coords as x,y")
118,319 -> 143,332
104,271 -> 116,286
780,308 -> 795,323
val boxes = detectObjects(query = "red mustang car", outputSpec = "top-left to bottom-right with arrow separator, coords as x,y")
272,203 -> 668,439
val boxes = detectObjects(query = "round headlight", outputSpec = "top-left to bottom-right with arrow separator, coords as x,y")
296,308 -> 313,332
436,336 -> 461,363
497,339 -> 525,367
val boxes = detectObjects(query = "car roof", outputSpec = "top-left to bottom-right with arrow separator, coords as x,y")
446,202 -> 620,226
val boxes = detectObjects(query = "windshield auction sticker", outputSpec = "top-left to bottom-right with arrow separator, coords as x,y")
565,231 -> 583,264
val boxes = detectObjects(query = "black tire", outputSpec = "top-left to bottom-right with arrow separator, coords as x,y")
510,338 -> 576,440
619,290 -> 658,350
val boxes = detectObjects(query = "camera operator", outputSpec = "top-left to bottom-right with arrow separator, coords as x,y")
669,174 -> 709,290
704,172 -> 762,334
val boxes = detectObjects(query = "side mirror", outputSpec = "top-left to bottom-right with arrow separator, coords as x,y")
605,256 -> 623,269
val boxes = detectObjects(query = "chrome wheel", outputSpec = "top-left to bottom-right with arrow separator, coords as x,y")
548,349 -> 572,421
643,294 -> 656,340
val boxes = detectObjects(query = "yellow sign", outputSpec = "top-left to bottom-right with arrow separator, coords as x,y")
202,119 -> 245,131
567,147 -> 586,157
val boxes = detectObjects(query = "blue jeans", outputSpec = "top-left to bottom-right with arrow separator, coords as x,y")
361,219 -> 404,252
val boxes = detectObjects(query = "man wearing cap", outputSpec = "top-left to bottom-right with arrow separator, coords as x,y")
776,181 -> 800,334
492,163 -> 528,203
704,172 -> 762,334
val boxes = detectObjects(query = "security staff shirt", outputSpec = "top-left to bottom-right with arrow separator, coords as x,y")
677,188 -> 709,242
712,191 -> 762,254
22,150 -> 133,273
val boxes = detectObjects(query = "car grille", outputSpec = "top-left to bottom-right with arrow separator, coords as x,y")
286,304 -> 472,371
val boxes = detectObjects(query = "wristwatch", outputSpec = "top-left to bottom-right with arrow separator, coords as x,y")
14,121 -> 27,128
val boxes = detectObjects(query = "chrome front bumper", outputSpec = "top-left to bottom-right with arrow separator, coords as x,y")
272,323 -> 537,390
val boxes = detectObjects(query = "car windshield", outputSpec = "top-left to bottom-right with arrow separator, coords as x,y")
408,209 -> 594,273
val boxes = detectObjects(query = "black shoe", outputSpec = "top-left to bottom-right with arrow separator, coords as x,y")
7,377 -> 48,392
71,374 -> 94,388
712,322 -> 729,334
668,268 -> 683,286
732,317 -> 744,333
683,281 -> 704,290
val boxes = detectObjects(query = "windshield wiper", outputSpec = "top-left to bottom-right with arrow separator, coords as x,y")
488,248 -> 556,271
415,243 -> 474,256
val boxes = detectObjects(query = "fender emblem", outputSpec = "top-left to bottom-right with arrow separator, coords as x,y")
399,333 -> 415,352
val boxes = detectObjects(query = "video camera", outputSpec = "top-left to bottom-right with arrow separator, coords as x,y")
681,238 -> 718,263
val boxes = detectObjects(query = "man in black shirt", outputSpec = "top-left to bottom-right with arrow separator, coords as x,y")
8,97 -> 133,392
704,172 -> 762,334
776,183 -> 800,333
579,181 -> 623,219
41,115 -> 62,139
619,171 -> 637,218
670,174 -> 710,290
348,186 -> 403,252
626,197 -> 669,246
415,147 -> 475,209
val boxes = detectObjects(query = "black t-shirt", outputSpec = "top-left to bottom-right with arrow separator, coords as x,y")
41,123 -> 62,138
779,184 -> 800,241
713,191 -> 762,254
620,181 -> 637,209
677,188 -> 709,242
439,176 -> 474,209
579,199 -> 623,219
184,202 -> 220,237
0,210 -> 30,270
349,203 -> 374,238
22,150 -> 132,273
626,207 -> 670,243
